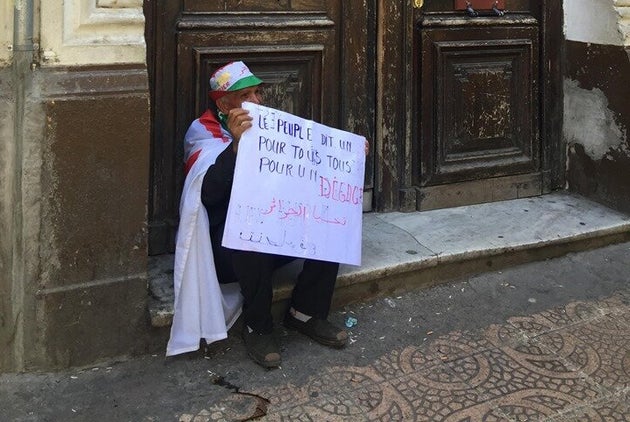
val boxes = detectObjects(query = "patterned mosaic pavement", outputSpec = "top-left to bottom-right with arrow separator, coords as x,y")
181,293 -> 630,421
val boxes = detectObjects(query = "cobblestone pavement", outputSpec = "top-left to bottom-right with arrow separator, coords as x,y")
181,293 -> 630,421
1,242 -> 629,421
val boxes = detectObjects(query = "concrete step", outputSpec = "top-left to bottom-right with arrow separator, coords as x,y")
148,192 -> 630,328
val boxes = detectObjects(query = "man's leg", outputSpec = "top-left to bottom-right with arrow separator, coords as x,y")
230,249 -> 284,368
291,259 -> 339,319
285,260 -> 347,348
231,250 -> 277,333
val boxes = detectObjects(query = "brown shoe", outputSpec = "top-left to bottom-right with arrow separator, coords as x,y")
242,328 -> 281,368
284,314 -> 348,348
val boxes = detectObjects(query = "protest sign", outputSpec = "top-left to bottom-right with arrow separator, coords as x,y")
222,102 -> 366,265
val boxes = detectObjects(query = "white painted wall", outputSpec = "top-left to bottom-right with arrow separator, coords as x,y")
564,79 -> 628,161
1,0 -> 13,66
39,0 -> 146,66
564,0 -> 630,46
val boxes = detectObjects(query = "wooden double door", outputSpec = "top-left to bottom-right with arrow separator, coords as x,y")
413,0 -> 561,210
146,0 -> 562,254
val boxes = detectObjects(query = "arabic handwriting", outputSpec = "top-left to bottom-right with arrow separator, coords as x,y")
263,198 -> 347,226
237,230 -> 316,255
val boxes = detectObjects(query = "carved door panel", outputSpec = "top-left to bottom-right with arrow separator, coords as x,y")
416,0 -> 543,209
148,1 -> 374,254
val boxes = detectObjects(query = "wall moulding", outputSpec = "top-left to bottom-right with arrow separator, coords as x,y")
39,65 -> 149,99
40,0 -> 146,66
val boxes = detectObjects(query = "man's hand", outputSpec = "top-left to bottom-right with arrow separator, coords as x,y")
226,108 -> 254,154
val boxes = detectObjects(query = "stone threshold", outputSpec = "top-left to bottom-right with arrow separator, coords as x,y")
148,192 -> 630,328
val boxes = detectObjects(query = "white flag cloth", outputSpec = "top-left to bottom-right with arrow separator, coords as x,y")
166,113 -> 243,356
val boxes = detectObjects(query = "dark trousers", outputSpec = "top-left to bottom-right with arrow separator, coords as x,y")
210,223 -> 339,333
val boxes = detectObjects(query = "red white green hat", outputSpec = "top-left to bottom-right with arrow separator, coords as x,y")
209,61 -> 263,101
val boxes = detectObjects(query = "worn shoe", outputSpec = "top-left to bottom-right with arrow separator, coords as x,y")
284,314 -> 348,348
242,328 -> 281,368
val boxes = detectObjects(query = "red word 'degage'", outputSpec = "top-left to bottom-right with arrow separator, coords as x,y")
319,176 -> 363,205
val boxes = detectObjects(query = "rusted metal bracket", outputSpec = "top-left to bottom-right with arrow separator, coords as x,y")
455,0 -> 506,17
465,1 -> 478,17
492,1 -> 505,16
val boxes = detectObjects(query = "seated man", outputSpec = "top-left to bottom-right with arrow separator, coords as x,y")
167,61 -> 348,368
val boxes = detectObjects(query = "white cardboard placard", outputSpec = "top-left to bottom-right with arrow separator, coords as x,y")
222,102 -> 366,266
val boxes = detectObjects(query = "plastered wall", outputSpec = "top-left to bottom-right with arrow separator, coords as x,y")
564,0 -> 630,213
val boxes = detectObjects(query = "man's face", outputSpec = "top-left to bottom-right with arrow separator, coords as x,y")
217,85 -> 262,113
